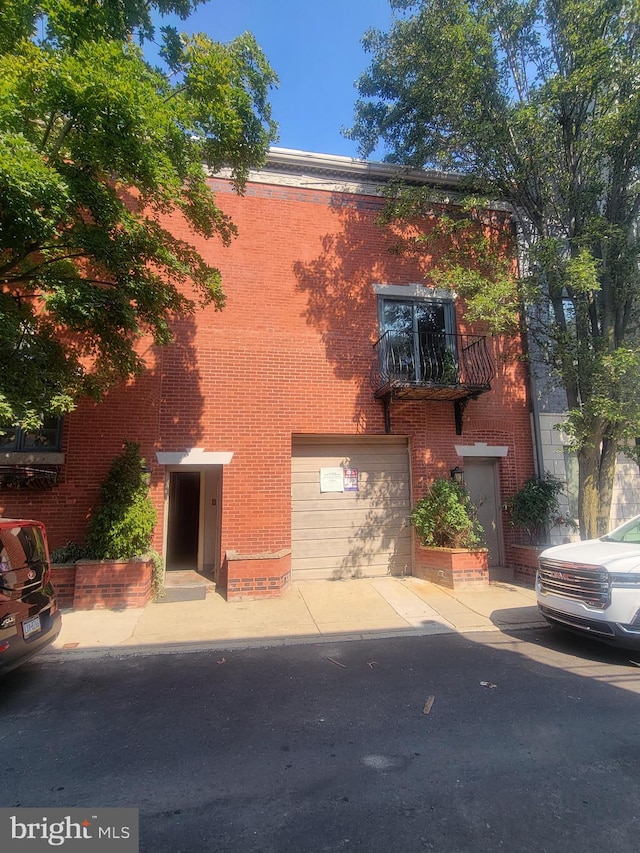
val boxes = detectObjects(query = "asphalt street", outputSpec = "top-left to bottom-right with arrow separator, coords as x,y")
2,627 -> 640,853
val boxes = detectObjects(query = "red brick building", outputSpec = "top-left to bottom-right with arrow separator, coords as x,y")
0,149 -> 536,599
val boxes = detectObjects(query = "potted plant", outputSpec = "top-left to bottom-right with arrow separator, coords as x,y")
506,472 -> 578,544
411,477 -> 488,587
505,472 -> 577,583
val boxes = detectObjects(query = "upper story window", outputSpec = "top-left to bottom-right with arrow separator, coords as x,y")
0,416 -> 62,453
377,289 -> 457,384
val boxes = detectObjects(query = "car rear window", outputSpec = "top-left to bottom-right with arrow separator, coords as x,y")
0,525 -> 47,572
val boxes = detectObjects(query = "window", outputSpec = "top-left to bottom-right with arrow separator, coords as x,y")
0,417 -> 62,453
378,296 -> 457,383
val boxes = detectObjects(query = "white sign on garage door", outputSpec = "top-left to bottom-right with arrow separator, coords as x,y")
291,436 -> 412,579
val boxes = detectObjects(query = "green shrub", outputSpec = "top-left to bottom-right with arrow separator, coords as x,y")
50,541 -> 88,563
149,548 -> 166,600
85,442 -> 156,560
505,473 -> 575,544
411,477 -> 484,549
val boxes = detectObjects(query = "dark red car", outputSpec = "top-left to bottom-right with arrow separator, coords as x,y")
0,519 -> 62,675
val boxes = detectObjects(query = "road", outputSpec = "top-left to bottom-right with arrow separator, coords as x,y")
2,627 -> 640,853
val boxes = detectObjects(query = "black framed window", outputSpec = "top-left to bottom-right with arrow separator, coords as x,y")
0,417 -> 62,452
378,297 -> 457,383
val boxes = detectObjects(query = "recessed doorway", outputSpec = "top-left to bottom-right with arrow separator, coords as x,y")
166,471 -> 201,571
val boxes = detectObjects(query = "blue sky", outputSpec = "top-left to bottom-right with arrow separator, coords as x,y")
161,0 -> 394,159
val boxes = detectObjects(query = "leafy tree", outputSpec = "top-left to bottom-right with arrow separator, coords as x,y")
350,0 -> 640,538
0,0 -> 277,430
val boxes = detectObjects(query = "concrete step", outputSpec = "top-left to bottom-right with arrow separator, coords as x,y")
159,570 -> 216,603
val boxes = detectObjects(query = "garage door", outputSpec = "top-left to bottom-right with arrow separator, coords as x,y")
291,436 -> 412,579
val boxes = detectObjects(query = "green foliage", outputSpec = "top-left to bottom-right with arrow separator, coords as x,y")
380,189 -> 523,334
0,1 -> 278,428
50,540 -> 88,563
149,548 -> 166,601
505,473 -> 575,545
350,0 -> 640,536
411,477 -> 484,548
85,442 -> 156,560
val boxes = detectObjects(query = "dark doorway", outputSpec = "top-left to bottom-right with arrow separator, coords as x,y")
166,471 -> 201,571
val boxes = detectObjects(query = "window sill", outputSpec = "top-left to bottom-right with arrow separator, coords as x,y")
0,452 -> 65,465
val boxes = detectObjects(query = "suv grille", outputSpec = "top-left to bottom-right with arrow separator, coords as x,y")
538,558 -> 610,609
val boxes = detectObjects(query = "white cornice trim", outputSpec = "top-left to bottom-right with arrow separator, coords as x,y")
156,448 -> 233,466
210,147 -> 512,212
455,443 -> 509,458
210,147 -> 467,201
373,283 -> 456,300
265,147 -> 464,188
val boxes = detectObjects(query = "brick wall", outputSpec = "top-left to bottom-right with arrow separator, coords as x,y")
51,558 -> 153,610
413,545 -> 490,588
511,544 -> 543,586
222,549 -> 291,600
1,169 -> 536,599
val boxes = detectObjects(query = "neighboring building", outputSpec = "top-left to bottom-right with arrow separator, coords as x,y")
528,353 -> 640,543
0,149 -> 537,599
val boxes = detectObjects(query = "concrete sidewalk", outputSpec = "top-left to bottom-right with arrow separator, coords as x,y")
44,574 -> 545,660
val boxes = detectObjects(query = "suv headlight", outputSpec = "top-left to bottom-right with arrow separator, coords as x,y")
609,573 -> 640,588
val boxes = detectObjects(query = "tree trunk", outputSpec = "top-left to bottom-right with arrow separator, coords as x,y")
596,434 -> 618,537
577,428 -> 617,539
577,444 -> 600,539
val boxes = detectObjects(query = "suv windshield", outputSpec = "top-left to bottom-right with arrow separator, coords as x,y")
601,517 -> 640,544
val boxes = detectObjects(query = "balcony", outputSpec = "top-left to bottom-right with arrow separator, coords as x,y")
372,331 -> 494,433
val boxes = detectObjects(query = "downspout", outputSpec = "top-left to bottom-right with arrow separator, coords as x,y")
512,218 -> 544,478
527,336 -> 545,479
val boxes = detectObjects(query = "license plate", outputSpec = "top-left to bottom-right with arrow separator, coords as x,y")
22,615 -> 41,638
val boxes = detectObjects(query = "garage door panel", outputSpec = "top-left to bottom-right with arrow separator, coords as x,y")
291,536 -> 411,560
293,551 -> 411,574
292,455 -> 407,472
292,493 -> 410,510
292,470 -> 410,488
292,456 -> 409,470
292,437 -> 412,579
292,508 -> 411,530
293,481 -> 409,502
297,554 -> 411,577
292,482 -> 410,501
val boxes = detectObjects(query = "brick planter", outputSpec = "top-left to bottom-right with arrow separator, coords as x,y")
51,557 -> 153,610
220,549 -> 291,600
414,545 -> 489,588
50,563 -> 76,608
510,544 -> 546,586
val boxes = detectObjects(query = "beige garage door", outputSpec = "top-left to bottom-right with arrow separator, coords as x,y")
291,436 -> 412,579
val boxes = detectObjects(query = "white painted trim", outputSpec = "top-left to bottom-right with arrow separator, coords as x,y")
211,147 -> 512,213
372,283 -> 456,301
156,448 -> 234,465
455,443 -> 508,458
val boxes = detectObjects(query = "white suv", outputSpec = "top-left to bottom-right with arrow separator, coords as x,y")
537,515 -> 640,649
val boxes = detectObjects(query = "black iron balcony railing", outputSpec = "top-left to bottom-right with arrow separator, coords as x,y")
372,331 -> 494,403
